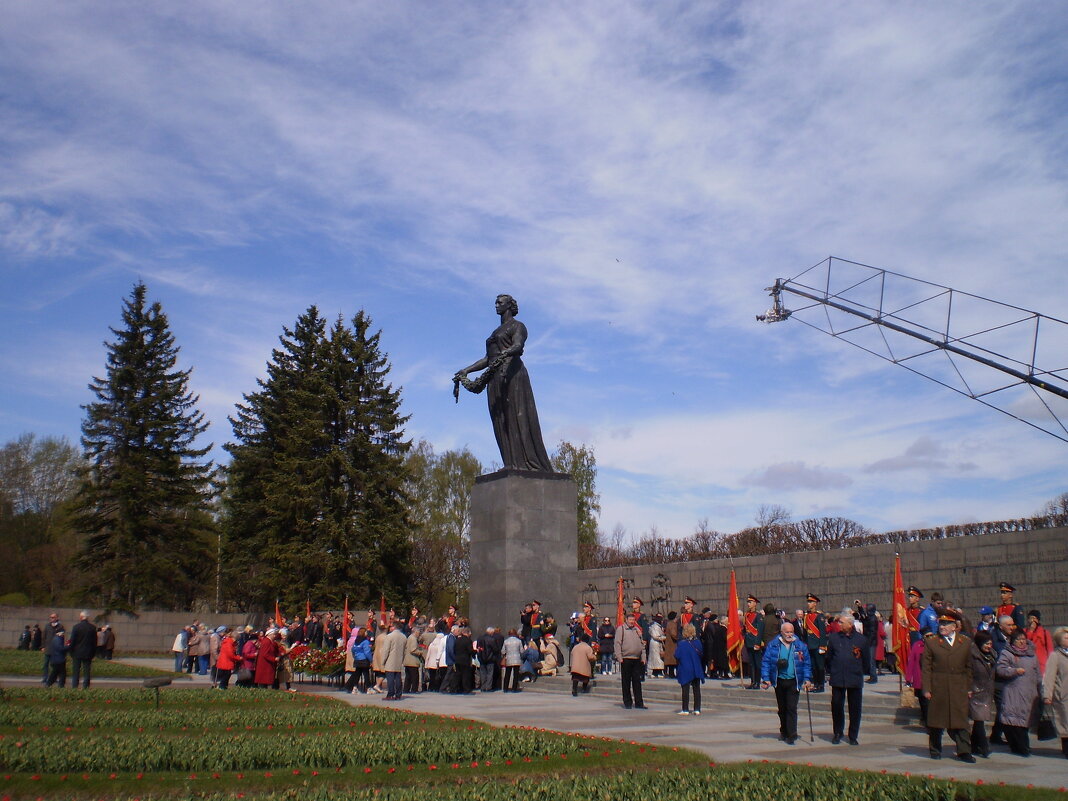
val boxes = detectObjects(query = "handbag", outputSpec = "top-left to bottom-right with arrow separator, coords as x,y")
1036,702 -> 1058,741
236,667 -> 253,683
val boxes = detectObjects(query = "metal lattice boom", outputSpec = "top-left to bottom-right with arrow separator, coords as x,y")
758,257 -> 1068,443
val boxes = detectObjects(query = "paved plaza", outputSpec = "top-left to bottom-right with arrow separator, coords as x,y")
7,658 -> 1062,792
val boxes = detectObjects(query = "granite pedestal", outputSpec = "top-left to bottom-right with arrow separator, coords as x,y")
469,469 -> 578,635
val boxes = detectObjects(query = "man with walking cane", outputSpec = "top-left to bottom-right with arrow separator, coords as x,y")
761,622 -> 813,745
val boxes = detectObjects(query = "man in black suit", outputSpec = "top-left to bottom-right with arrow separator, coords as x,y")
70,611 -> 98,689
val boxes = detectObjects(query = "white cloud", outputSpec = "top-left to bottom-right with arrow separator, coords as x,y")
2,2 -> 1067,539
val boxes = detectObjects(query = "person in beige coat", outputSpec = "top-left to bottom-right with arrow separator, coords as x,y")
380,620 -> 408,700
569,633 -> 597,696
1042,626 -> 1068,760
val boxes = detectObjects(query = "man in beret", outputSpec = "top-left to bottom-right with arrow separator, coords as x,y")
802,594 -> 828,692
922,609 -> 974,762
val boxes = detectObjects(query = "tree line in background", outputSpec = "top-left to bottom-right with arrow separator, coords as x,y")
582,495 -> 1068,569
0,283 -> 600,613
1,282 -> 1064,609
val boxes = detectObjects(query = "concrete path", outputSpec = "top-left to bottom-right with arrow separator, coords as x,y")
9,658 -> 1064,791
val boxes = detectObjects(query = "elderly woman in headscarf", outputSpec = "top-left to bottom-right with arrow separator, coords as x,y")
996,627 -> 1042,756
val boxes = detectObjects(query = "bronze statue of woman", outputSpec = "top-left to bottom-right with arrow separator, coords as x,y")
454,294 -> 552,472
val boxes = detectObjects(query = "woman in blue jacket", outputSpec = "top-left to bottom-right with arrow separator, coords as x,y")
675,624 -> 705,715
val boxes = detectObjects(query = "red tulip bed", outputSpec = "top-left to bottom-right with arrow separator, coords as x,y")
0,689 -> 1047,800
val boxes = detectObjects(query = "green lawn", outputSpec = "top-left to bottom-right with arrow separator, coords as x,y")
0,648 -> 175,678
0,688 -> 1056,800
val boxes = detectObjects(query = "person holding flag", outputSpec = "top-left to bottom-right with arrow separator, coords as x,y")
890,556 -> 913,677
726,571 -> 743,681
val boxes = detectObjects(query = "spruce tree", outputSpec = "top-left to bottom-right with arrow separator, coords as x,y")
72,282 -> 215,609
223,307 -> 412,611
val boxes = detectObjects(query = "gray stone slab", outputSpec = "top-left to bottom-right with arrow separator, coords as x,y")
469,470 -> 577,634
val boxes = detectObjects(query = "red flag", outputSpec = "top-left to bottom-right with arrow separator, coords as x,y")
341,595 -> 351,643
616,576 -> 625,627
891,554 -> 909,674
379,594 -> 386,627
306,598 -> 311,621
726,570 -> 742,675
274,599 -> 284,629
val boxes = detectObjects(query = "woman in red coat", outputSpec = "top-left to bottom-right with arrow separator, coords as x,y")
215,629 -> 239,690
254,632 -> 278,688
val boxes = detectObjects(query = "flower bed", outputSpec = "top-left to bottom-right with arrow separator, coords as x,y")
0,689 -> 1056,801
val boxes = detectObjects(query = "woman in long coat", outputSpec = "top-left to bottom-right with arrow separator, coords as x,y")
454,294 -> 551,471
1043,626 -> 1068,759
662,612 -> 679,678
253,632 -> 278,688
647,616 -> 666,677
968,630 -> 997,757
995,629 -> 1042,756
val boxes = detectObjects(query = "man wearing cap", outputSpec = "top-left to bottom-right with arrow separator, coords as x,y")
578,601 -> 597,641
906,587 -> 925,644
922,608 -> 975,762
975,606 -> 996,633
996,583 -> 1025,630
743,595 -> 765,689
679,597 -> 698,631
527,601 -> 543,645
802,595 -> 828,692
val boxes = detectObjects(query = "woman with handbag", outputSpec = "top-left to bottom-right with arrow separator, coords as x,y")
995,627 -> 1042,756
968,630 -> 997,757
1042,626 -> 1068,759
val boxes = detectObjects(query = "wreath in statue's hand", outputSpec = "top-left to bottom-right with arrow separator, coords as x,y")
453,354 -> 509,401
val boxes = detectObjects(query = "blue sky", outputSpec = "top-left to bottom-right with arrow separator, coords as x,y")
3,2 -> 1067,538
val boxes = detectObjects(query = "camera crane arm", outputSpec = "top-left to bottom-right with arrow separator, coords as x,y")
757,257 -> 1068,442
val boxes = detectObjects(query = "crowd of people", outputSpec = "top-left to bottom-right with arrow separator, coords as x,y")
21,580 -> 1068,767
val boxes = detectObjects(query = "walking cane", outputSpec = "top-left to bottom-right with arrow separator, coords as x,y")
805,686 -> 814,743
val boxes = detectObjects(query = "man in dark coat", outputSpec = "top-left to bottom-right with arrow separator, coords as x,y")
476,626 -> 501,692
922,609 -> 975,762
69,611 -> 98,689
825,611 -> 870,744
742,595 -> 765,689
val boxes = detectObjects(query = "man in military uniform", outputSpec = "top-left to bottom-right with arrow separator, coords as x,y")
630,597 -> 650,639
743,595 -> 765,689
802,594 -> 828,692
528,600 -> 543,644
921,608 -> 975,762
995,582 -> 1025,630
906,587 -> 924,644
679,596 -> 698,632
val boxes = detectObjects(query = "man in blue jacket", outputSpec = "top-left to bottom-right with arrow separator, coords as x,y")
761,622 -> 813,744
